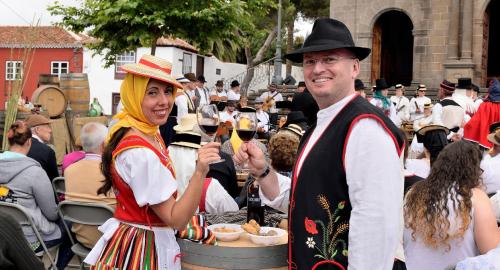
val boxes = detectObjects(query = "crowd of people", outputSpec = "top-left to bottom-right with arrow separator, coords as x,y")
0,17 -> 499,270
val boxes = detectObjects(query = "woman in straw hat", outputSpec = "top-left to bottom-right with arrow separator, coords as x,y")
84,55 -> 221,270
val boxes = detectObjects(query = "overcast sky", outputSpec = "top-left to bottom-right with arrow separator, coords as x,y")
0,0 -> 312,37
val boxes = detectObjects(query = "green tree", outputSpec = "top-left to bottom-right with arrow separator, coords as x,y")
285,0 -> 329,75
49,0 -> 259,67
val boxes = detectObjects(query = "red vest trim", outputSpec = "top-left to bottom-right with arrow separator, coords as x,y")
111,135 -> 176,227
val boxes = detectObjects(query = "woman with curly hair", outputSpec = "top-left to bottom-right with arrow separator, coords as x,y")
403,140 -> 500,269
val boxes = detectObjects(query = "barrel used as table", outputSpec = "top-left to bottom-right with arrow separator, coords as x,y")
178,232 -> 287,270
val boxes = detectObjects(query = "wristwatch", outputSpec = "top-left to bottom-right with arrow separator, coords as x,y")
252,165 -> 271,179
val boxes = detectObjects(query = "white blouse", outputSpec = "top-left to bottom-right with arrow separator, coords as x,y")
84,147 -> 180,270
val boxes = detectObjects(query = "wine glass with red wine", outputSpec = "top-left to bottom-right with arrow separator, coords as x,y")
197,104 -> 224,163
235,112 -> 257,172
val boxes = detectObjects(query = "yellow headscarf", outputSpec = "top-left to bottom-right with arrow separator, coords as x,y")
107,74 -> 158,141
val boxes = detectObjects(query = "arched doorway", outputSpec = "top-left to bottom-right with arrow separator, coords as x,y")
371,10 -> 414,86
482,0 -> 500,86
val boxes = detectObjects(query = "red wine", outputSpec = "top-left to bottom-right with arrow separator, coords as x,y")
237,129 -> 256,141
200,124 -> 218,136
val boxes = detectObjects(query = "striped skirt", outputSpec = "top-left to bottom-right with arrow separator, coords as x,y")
90,223 -> 158,270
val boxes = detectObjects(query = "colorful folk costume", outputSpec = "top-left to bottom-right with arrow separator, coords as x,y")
84,55 -> 186,270
463,79 -> 500,149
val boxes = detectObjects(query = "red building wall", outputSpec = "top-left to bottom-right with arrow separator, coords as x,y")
0,47 -> 83,110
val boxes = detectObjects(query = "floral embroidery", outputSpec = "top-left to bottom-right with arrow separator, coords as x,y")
305,217 -> 318,234
304,196 -> 348,261
306,237 -> 316,248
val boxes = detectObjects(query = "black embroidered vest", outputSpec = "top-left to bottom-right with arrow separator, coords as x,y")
288,95 -> 404,270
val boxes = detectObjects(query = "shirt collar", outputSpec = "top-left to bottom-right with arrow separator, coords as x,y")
84,153 -> 102,161
316,93 -> 357,125
32,134 -> 43,143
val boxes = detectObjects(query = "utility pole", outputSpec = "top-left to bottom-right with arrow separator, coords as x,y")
273,0 -> 282,84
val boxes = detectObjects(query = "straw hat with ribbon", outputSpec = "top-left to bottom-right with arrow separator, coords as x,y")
107,54 -> 183,141
487,129 -> 500,146
173,114 -> 197,132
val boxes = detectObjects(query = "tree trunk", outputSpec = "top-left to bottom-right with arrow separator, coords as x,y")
241,28 -> 278,95
286,19 -> 294,76
150,38 -> 157,55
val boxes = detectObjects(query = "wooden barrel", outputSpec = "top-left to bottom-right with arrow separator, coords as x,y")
38,74 -> 59,87
177,234 -> 287,270
31,85 -> 67,118
59,73 -> 90,117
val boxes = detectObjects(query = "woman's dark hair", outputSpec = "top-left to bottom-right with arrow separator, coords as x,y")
98,127 -> 130,195
7,120 -> 32,146
404,140 -> 482,250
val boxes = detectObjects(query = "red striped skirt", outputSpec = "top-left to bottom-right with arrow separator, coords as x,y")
90,223 -> 158,270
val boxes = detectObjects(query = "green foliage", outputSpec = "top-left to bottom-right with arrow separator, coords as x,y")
293,0 -> 329,19
49,0 -> 271,67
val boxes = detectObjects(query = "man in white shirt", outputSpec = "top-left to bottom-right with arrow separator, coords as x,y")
453,77 -> 476,118
254,97 -> 270,138
390,84 -> 411,125
234,18 -> 404,270
432,79 -> 465,141
227,80 -> 241,101
210,80 -> 228,101
219,100 -> 238,126
409,84 -> 432,121
175,76 -> 196,120
481,128 -> 500,195
195,75 -> 210,108
259,82 -> 284,114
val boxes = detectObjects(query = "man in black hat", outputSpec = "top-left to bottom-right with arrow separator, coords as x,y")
227,80 -> 241,101
195,75 -> 210,108
453,77 -> 477,117
234,18 -> 404,269
290,81 -> 319,126
354,78 -> 367,98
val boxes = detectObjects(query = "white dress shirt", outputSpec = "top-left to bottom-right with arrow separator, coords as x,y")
391,95 -> 411,125
259,91 -> 283,113
227,89 -> 241,101
481,154 -> 500,194
261,93 -> 403,270
196,87 -> 210,107
409,96 -> 431,120
209,89 -> 228,98
256,110 -> 270,132
219,110 -> 238,125
175,94 -> 189,120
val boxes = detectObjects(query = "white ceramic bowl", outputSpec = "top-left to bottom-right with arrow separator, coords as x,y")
208,223 -> 244,242
247,227 -> 287,246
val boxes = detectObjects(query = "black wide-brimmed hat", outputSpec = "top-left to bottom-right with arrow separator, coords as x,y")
283,111 -> 308,128
354,79 -> 365,90
285,18 -> 371,63
375,78 -> 389,91
457,78 -> 472,89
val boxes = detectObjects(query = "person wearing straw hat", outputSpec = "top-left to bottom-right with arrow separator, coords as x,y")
168,117 -> 238,215
406,124 -> 449,178
254,97 -> 270,135
84,55 -> 221,270
409,103 -> 435,157
480,127 -> 500,195
409,84 -> 431,121
234,18 -> 405,269
390,83 -> 411,126
174,75 -> 196,121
